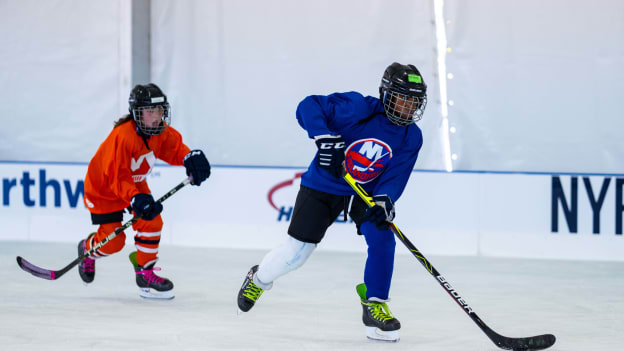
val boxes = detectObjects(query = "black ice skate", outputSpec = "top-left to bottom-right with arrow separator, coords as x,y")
77,233 -> 96,284
129,251 -> 174,300
237,265 -> 265,313
356,283 -> 401,342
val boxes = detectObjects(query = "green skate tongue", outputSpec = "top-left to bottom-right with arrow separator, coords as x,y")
356,283 -> 367,300
128,251 -> 139,267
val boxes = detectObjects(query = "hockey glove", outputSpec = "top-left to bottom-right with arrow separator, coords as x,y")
314,135 -> 346,179
184,149 -> 211,186
364,195 -> 395,230
131,193 -> 163,221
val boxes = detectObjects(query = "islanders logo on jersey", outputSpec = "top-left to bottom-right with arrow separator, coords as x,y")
345,138 -> 393,183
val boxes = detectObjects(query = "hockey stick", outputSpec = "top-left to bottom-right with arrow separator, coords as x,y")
343,171 -> 556,351
16,177 -> 192,281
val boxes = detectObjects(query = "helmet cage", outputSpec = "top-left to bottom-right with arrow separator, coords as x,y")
131,102 -> 171,136
381,90 -> 427,126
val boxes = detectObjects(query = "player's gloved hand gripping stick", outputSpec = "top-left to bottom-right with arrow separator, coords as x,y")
342,169 -> 556,351
16,178 -> 192,281
131,193 -> 163,220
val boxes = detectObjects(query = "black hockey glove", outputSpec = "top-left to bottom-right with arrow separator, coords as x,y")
314,135 -> 346,179
131,193 -> 163,221
364,195 -> 395,230
184,149 -> 211,186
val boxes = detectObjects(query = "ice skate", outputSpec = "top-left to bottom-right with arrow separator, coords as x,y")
129,251 -> 174,300
356,283 -> 401,342
237,265 -> 265,313
77,233 -> 96,285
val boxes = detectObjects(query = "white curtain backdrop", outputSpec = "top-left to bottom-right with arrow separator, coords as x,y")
444,0 -> 624,173
150,0 -> 443,168
1,0 -> 622,173
0,0 -> 122,163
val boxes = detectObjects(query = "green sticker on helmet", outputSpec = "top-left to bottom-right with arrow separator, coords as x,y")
408,74 -> 422,83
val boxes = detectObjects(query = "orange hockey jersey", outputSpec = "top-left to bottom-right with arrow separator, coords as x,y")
83,120 -> 191,214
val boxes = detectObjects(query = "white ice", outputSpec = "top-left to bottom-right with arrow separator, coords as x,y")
1,241 -> 622,350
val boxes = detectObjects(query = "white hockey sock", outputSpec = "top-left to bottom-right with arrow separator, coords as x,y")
255,236 -> 316,290
253,272 -> 273,290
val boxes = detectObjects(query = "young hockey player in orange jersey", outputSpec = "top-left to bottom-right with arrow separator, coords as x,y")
79,83 -> 211,299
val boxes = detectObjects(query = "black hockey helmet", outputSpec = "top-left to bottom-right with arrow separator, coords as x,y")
128,83 -> 171,135
379,62 -> 427,126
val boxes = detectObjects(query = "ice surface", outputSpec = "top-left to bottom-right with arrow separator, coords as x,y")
1,241 -> 622,350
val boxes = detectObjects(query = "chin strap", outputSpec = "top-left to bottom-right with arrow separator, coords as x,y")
135,126 -> 151,150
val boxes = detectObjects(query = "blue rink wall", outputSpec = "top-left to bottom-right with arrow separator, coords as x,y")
0,161 -> 622,262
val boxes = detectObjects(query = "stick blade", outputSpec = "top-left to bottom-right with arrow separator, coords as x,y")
16,256 -> 55,280
500,333 -> 556,351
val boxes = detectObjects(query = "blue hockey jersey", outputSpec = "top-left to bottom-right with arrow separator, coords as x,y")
296,91 -> 423,203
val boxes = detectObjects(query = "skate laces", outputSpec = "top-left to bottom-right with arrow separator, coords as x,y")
242,281 -> 263,301
137,267 -> 166,285
81,257 -> 95,273
364,301 -> 395,322
80,241 -> 95,273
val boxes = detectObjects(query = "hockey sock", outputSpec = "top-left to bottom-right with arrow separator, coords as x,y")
256,236 -> 316,288
89,223 -> 126,257
361,222 -> 396,300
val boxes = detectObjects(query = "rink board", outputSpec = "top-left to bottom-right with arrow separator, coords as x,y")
0,161 -> 622,261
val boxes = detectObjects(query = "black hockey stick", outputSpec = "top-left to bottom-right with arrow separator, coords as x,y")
343,172 -> 556,351
16,177 -> 192,281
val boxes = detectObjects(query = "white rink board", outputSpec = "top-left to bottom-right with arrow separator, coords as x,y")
0,162 -> 622,261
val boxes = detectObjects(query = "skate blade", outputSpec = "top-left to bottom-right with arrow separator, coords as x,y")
138,288 -> 175,300
365,327 -> 399,342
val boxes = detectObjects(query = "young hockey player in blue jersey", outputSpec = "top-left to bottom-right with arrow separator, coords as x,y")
237,62 -> 427,342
